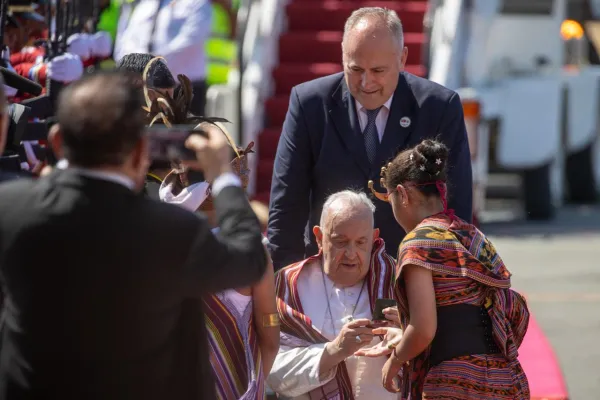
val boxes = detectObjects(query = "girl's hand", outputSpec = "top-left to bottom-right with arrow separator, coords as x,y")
353,327 -> 403,357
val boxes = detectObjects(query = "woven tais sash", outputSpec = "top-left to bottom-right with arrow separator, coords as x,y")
203,293 -> 265,400
274,238 -> 396,400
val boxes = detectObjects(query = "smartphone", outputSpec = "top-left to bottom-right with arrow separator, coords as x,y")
146,125 -> 206,162
372,298 -> 398,321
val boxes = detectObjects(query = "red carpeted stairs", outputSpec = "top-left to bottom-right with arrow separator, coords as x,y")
254,0 -> 429,204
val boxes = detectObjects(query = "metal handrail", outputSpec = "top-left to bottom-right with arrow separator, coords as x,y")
422,0 -> 439,76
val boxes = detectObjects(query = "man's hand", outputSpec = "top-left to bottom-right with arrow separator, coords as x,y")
184,123 -> 232,182
328,318 -> 375,359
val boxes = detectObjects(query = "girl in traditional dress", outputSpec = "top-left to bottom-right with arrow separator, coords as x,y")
358,139 -> 530,399
142,58 -> 280,399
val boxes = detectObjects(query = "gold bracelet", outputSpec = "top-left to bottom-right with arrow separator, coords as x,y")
262,313 -> 280,328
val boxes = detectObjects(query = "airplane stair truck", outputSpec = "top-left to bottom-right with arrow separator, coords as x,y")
445,0 -> 600,222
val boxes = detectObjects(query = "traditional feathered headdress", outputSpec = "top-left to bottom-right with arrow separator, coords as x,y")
142,57 -> 254,211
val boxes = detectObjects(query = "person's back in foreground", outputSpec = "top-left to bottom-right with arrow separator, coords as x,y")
0,72 -> 267,400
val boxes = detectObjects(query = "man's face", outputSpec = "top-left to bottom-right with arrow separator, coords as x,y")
314,204 -> 379,287
342,20 -> 407,110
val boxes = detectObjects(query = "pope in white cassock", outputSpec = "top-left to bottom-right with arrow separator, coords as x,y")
267,190 -> 401,399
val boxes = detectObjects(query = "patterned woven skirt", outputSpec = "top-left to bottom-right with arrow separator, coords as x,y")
422,354 -> 530,400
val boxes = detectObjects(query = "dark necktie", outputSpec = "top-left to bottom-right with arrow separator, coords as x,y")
363,107 -> 382,165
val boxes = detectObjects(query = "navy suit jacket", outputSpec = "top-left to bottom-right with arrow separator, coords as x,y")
267,72 -> 472,270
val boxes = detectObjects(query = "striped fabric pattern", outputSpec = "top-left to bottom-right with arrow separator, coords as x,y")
395,214 -> 530,400
274,238 -> 396,400
203,293 -> 265,400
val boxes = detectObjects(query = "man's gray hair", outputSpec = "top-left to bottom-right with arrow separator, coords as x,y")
342,7 -> 404,49
320,190 -> 376,228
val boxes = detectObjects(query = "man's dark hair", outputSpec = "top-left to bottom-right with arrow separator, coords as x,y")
115,53 -> 176,89
57,71 -> 146,167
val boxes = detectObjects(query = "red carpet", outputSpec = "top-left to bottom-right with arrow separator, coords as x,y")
254,0 -> 428,204
519,314 -> 569,399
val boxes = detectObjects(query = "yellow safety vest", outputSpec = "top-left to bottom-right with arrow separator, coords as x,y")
206,3 -> 237,86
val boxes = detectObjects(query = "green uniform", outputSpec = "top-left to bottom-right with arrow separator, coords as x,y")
97,0 -> 121,43
205,2 -> 238,86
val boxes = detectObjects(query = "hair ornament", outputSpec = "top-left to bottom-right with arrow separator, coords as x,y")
435,158 -> 442,165
367,180 -> 388,202
419,165 -> 426,172
141,57 -> 254,212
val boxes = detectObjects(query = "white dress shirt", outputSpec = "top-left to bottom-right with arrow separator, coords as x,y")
355,95 -> 394,142
114,0 -> 212,81
267,262 -> 399,399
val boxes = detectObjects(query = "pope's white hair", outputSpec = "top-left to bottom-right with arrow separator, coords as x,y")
320,190 -> 376,229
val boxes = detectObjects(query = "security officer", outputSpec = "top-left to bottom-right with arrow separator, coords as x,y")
206,0 -> 238,86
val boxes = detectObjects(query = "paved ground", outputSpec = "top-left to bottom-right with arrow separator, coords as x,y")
482,206 -> 600,400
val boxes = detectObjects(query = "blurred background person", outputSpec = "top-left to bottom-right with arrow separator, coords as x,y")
114,0 -> 212,115
206,0 -> 238,87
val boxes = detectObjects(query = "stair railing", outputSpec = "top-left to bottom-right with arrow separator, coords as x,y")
425,0 -> 471,89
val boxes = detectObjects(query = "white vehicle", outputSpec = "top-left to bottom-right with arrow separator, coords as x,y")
430,0 -> 600,222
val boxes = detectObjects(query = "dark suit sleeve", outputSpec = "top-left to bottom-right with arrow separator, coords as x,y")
183,186 -> 267,293
440,92 -> 473,222
267,87 -> 313,270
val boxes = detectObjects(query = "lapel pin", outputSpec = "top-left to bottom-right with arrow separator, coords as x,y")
400,117 -> 411,128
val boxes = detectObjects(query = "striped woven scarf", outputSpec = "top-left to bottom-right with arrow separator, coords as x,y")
203,293 -> 265,400
274,238 -> 396,400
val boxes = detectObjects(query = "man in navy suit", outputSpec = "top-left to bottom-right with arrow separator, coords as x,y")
267,7 -> 472,270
